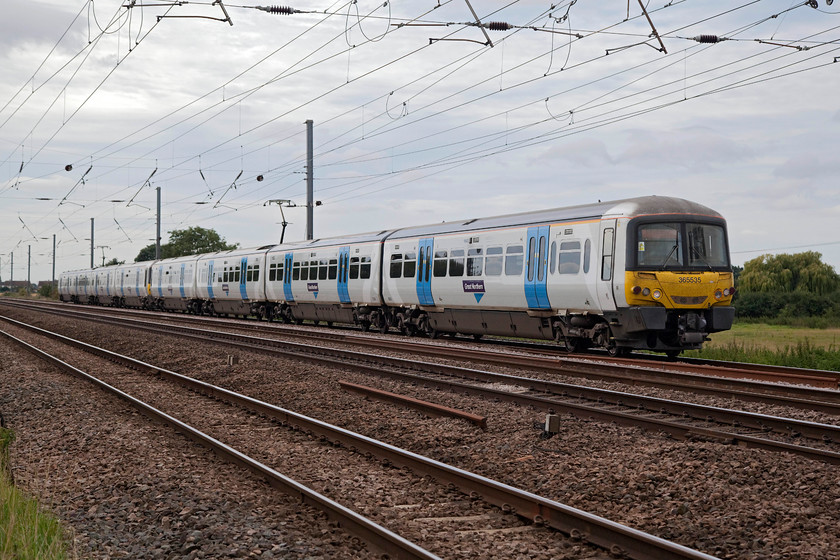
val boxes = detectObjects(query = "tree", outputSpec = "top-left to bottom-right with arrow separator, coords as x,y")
135,227 -> 238,262
105,258 -> 125,267
739,252 -> 840,295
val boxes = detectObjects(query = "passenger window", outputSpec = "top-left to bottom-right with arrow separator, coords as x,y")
467,248 -> 483,277
319,259 -> 328,280
292,261 -> 301,281
505,245 -> 524,276
360,256 -> 372,279
433,250 -> 448,277
350,257 -> 360,280
485,246 -> 503,276
328,259 -> 338,280
403,252 -> 417,279
558,241 -> 581,274
449,249 -> 465,277
300,262 -> 309,281
390,254 -> 403,278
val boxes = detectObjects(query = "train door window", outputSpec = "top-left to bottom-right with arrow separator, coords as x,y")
583,239 -> 591,273
433,250 -> 448,277
485,247 -> 503,276
549,241 -> 557,274
390,254 -> 403,278
527,238 -> 536,281
403,252 -> 417,279
360,256 -> 372,279
467,248 -> 483,277
601,228 -> 614,281
558,241 -> 581,274
449,249 -> 465,277
350,257 -> 360,279
505,245 -> 524,276
537,237 -> 547,282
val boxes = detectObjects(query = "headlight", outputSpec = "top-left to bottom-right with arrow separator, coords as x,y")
652,289 -> 661,299
715,290 -> 723,300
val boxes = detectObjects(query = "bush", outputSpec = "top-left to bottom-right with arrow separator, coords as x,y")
735,290 -> 840,324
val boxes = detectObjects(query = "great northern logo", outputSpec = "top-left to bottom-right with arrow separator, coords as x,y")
462,280 -> 485,303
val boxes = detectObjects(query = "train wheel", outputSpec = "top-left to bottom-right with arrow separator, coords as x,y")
473,334 -> 483,341
563,337 -> 581,353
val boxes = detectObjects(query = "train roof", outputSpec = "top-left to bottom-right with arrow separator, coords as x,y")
290,196 -> 724,247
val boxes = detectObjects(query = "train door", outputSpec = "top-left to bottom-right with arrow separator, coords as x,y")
597,220 -> 618,312
179,263 -> 186,298
239,257 -> 248,299
525,226 -> 551,309
283,253 -> 294,302
416,238 -> 435,306
338,246 -> 351,303
207,261 -> 216,299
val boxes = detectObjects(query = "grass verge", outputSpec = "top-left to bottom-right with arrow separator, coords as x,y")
0,427 -> 70,560
687,323 -> 840,371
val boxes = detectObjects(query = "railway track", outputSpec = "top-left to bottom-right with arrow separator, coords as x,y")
4,305 -> 840,464
0,316 -> 721,560
6,299 -> 838,388
5,300 -> 840,413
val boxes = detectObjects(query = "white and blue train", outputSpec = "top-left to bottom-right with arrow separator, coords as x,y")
58,196 -> 736,356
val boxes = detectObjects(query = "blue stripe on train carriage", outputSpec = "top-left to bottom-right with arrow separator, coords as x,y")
283,253 -> 294,302
338,246 -> 351,304
525,225 -> 551,309
239,257 -> 248,299
157,266 -> 164,298
416,237 -> 435,306
207,261 -> 215,299
179,263 -> 186,298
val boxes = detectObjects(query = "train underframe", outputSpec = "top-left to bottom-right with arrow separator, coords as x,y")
64,294 -> 734,356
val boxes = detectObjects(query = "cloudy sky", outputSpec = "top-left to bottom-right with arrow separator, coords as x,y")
2,0 -> 839,283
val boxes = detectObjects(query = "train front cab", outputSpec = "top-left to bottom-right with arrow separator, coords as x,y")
613,214 -> 735,355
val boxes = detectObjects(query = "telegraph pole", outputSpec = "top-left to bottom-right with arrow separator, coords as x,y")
90,218 -> 95,268
27,245 -> 31,291
305,119 -> 314,240
52,234 -> 56,289
156,186 -> 162,259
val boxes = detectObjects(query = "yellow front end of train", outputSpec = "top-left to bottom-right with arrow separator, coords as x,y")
624,270 -> 735,309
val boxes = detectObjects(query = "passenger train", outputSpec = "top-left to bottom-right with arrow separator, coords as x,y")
58,196 -> 736,356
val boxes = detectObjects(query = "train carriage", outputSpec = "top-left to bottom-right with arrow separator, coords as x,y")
112,262 -> 152,308
265,233 -> 386,326
148,255 -> 201,312
194,246 -> 273,317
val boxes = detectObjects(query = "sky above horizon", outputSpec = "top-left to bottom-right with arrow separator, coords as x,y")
2,0 -> 839,283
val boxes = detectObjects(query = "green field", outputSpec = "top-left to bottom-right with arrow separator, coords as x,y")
706,323 -> 840,351
685,323 -> 840,371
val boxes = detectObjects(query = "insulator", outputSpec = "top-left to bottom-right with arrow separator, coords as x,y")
258,5 -> 295,15
485,21 -> 512,31
693,35 -> 721,43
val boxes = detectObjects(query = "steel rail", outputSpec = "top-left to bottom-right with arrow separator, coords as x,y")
5,310 -> 840,466
4,299 -> 839,389
4,299 -> 838,409
0,328 -> 441,560
0,318 -> 721,560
